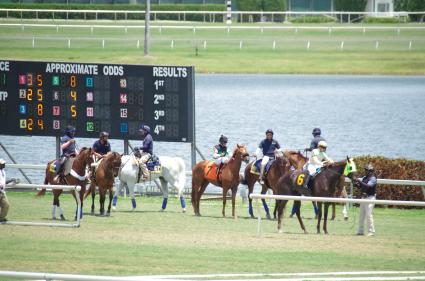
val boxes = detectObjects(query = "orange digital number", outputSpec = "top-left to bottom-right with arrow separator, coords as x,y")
70,75 -> 76,88
27,73 -> 33,87
71,105 -> 77,118
70,90 -> 77,102
27,118 -> 33,131
37,89 -> 43,101
27,88 -> 33,101
37,119 -> 44,129
37,74 -> 42,87
37,104 -> 43,116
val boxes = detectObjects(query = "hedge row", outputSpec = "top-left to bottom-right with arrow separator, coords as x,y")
352,155 -> 425,208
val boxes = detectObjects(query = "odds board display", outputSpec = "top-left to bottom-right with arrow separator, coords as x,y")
0,60 -> 194,142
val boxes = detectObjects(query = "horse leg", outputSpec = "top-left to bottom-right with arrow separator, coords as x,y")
331,203 -> 336,221
128,182 -> 137,211
231,186 -> 237,219
317,202 -> 322,234
277,200 -> 287,233
324,202 -> 330,234
106,188 -> 113,216
159,178 -> 168,212
247,183 -> 255,219
90,182 -> 96,215
260,185 -> 271,220
294,200 -> 307,234
99,188 -> 106,216
196,181 -> 208,216
273,201 -> 278,220
222,186 -> 228,217
112,181 -> 122,210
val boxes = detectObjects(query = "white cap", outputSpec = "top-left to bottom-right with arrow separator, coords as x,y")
0,158 -> 5,165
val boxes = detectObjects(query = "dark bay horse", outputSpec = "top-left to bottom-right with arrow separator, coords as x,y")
37,147 -> 94,220
191,144 -> 249,218
242,150 -> 308,219
85,152 -> 121,216
275,157 -> 357,234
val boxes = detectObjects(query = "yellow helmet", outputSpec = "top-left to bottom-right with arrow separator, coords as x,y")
318,141 -> 327,148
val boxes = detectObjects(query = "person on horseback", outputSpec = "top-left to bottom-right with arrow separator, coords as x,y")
55,125 -> 77,181
213,135 -> 230,175
255,129 -> 282,185
305,128 -> 326,152
92,131 -> 111,159
301,140 -> 333,191
356,163 -> 377,236
136,124 -> 153,181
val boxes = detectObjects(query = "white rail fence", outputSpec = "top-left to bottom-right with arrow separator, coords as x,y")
249,193 -> 425,237
0,9 -> 424,23
2,183 -> 82,228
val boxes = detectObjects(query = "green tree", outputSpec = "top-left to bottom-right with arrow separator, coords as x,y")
407,0 -> 425,11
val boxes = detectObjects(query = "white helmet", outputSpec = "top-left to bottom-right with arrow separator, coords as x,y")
318,141 -> 328,148
0,159 -> 5,165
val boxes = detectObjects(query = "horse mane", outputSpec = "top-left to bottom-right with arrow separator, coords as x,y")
322,160 -> 347,173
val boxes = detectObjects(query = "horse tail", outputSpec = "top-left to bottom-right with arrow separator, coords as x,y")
84,183 -> 93,199
37,163 -> 52,197
176,158 -> 186,197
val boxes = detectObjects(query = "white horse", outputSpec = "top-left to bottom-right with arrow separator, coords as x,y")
113,155 -> 187,212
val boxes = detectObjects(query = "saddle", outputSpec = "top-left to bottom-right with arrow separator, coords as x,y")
134,154 -> 162,183
290,170 -> 315,196
50,157 -> 75,176
250,159 -> 274,176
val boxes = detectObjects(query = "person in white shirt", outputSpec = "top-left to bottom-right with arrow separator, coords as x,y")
0,159 -> 19,222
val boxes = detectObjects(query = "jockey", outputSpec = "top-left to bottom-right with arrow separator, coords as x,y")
305,128 -> 326,152
255,129 -> 282,184
55,125 -> 77,180
302,140 -> 333,190
213,135 -> 229,174
92,131 -> 111,159
136,124 -> 153,181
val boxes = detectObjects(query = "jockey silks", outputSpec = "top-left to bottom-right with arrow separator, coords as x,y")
258,139 -> 281,157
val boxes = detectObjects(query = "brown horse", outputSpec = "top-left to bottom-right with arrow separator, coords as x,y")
37,147 -> 94,220
191,144 -> 249,218
85,152 -> 122,216
275,157 -> 357,234
242,150 -> 308,219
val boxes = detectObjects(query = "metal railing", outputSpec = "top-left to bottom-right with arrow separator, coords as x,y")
0,9 -> 424,23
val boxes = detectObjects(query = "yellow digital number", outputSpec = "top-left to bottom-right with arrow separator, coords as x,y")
37,104 -> 43,116
297,174 -> 305,185
70,90 -> 77,102
71,105 -> 77,118
27,88 -> 33,101
37,74 -> 42,87
27,118 -> 33,131
37,119 -> 44,129
70,75 -> 76,88
37,89 -> 43,101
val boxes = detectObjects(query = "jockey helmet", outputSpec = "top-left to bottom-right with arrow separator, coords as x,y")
265,129 -> 274,135
99,131 -> 109,138
219,135 -> 228,144
364,164 -> 374,171
318,140 -> 327,148
0,158 -> 5,165
65,125 -> 75,136
139,124 -> 151,134
312,128 -> 321,136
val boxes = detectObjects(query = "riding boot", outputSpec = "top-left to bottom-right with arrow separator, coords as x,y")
302,174 -> 311,192
259,164 -> 266,185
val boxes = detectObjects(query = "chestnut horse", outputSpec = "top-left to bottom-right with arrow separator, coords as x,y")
242,150 -> 308,219
275,157 -> 357,234
85,152 -> 122,216
37,147 -> 94,220
191,144 -> 249,218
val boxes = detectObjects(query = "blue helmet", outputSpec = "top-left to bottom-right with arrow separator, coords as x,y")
312,128 -> 321,136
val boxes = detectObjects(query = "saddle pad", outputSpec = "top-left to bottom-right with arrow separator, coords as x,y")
251,159 -> 274,175
147,161 -> 162,174
291,170 -> 309,188
50,157 -> 75,175
204,161 -> 218,182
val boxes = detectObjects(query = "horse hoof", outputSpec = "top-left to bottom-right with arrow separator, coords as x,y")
52,217 -> 57,220
304,230 -> 308,234
131,208 -> 136,212
195,213 -> 201,217
250,215 -> 255,219
112,206 -> 116,211
106,212 -> 111,217
60,215 -> 65,221
160,208 -> 165,212
182,208 -> 186,213
233,216 -> 238,220
344,217 -> 349,221
266,214 -> 272,220
278,229 -> 283,234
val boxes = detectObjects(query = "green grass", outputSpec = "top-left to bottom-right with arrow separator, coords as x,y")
0,192 -> 424,277
0,20 -> 425,74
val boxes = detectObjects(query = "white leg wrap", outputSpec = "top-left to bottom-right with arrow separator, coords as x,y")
52,205 -> 57,218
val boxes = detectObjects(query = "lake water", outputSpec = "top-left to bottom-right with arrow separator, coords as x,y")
1,74 -> 424,186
